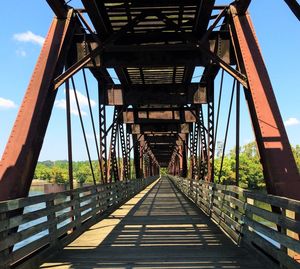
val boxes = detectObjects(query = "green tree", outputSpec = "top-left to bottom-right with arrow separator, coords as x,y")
237,142 -> 264,189
214,156 -> 235,184
214,142 -> 264,189
292,145 -> 300,172
34,164 -> 51,181
160,167 -> 168,176
51,166 -> 68,184
75,164 -> 92,184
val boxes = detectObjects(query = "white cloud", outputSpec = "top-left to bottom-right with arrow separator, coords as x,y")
0,97 -> 17,109
16,48 -> 27,57
55,89 -> 96,116
284,117 -> 300,127
13,31 -> 45,46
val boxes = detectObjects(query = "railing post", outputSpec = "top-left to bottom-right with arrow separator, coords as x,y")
280,208 -> 287,269
245,197 -> 254,232
0,212 -> 9,269
73,190 -> 81,230
91,187 -> 98,213
46,197 -> 58,247
209,182 -> 214,217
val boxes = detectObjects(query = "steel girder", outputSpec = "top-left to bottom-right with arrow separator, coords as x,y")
0,11 -> 75,201
230,5 -> 300,199
108,108 -> 120,182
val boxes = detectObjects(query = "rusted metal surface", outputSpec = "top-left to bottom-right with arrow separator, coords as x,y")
0,0 -> 297,207
0,11 -> 75,201
235,0 -> 251,14
230,5 -> 300,199
46,0 -> 68,18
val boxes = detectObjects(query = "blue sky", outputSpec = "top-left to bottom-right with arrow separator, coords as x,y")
0,1 -> 299,161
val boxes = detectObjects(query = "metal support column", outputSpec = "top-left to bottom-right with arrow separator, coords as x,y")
230,5 -> 300,198
0,11 -> 75,200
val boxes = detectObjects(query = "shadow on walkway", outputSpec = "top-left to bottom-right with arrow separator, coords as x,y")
41,177 -> 265,269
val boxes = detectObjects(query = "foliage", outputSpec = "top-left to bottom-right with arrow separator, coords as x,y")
50,166 -> 68,184
33,142 -> 300,189
160,168 -> 168,176
215,142 -> 264,189
292,145 -> 300,173
214,142 -> 300,189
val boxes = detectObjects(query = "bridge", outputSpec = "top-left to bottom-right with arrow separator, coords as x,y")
0,1 -> 300,269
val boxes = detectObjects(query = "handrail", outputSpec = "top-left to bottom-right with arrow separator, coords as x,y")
169,175 -> 300,269
0,176 -> 158,269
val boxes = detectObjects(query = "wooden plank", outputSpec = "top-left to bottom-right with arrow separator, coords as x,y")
244,217 -> 300,253
213,191 -> 245,211
246,204 -> 300,234
244,191 -> 300,214
37,177 -> 266,269
243,229 -> 300,269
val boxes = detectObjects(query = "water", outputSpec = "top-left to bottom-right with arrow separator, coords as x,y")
13,187 -> 72,251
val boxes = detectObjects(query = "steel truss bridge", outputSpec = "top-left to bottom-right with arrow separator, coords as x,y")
0,1 -> 300,269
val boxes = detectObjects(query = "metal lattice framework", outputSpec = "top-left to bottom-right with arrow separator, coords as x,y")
0,0 -> 299,206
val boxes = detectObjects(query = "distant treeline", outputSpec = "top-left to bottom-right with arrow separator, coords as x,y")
34,142 -> 300,190
34,159 -> 135,185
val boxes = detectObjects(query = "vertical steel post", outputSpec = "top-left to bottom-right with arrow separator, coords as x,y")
65,79 -> 73,190
230,5 -> 300,198
182,139 -> 188,178
0,11 -> 75,200
126,128 -> 131,180
99,104 -> 107,183
133,135 -> 141,178
119,123 -> 128,181
236,81 -> 240,186
207,80 -> 215,182
108,108 -> 120,182
198,106 -> 208,180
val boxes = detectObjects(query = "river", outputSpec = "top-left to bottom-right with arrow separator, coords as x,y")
14,186 -> 71,250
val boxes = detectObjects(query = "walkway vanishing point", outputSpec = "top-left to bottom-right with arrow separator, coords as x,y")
40,177 -> 265,269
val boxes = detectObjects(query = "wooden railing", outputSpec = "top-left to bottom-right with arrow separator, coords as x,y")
0,176 -> 158,269
169,175 -> 300,269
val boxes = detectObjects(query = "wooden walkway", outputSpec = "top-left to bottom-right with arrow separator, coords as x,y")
41,177 -> 266,269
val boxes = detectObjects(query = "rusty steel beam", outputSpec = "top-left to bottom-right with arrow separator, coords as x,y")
75,37 -> 232,68
123,109 -> 197,124
0,11 -> 75,201
102,84 -> 206,105
133,135 -> 142,178
230,5 -> 300,199
235,0 -> 251,14
81,0 -> 112,41
129,123 -> 190,134
46,0 -> 68,18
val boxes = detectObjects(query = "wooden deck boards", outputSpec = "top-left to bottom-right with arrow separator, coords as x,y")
40,177 -> 266,269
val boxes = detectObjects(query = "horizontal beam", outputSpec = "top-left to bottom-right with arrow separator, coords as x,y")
123,108 -> 197,123
101,84 -> 207,105
129,123 -> 190,134
74,36 -> 232,68
98,0 -> 200,7
145,136 -> 177,143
